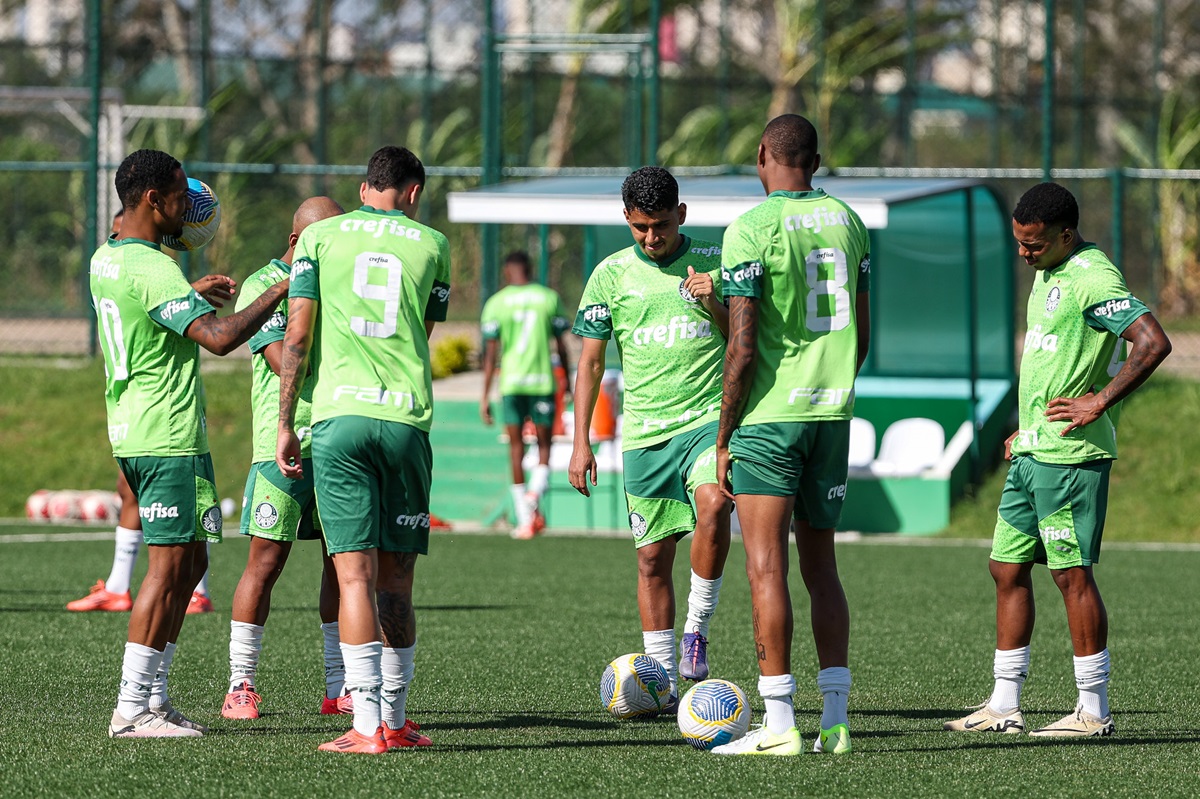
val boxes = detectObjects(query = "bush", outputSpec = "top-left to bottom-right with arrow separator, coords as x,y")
431,334 -> 473,379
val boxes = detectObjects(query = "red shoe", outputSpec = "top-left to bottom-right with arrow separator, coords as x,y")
318,726 -> 388,754
320,693 -> 354,715
221,683 -> 263,720
383,719 -> 432,749
186,592 -> 214,614
67,580 -> 132,612
531,510 -> 546,535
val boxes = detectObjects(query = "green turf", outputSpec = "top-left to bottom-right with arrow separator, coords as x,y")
1,528 -> 1198,797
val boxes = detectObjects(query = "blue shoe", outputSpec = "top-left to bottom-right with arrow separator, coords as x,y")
660,694 -> 679,715
679,632 -> 709,681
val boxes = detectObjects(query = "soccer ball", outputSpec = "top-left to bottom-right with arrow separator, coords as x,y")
677,679 -> 752,750
600,653 -> 672,719
46,490 -> 83,521
80,491 -> 119,522
25,490 -> 51,520
162,178 -> 221,251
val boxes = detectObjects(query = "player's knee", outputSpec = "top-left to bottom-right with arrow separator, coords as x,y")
637,545 -> 673,580
693,489 -> 729,529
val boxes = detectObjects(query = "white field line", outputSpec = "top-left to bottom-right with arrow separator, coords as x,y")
3,526 -> 1199,553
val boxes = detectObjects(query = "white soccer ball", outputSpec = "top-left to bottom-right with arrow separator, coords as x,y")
599,653 -> 672,719
677,679 -> 753,750
79,490 -> 119,522
25,490 -> 51,520
162,178 -> 221,251
46,490 -> 83,521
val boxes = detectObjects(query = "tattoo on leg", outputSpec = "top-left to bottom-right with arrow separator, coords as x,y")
753,606 -> 767,661
377,589 -> 415,648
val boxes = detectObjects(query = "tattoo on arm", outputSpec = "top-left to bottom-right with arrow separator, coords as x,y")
717,296 -> 759,448
188,282 -> 287,356
279,298 -> 315,430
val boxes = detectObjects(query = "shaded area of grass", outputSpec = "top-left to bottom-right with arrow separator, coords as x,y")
0,533 -> 1198,797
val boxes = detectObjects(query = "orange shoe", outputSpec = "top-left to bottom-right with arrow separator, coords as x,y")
320,693 -> 354,715
383,719 -> 432,749
221,683 -> 263,720
531,510 -> 546,535
318,726 -> 388,754
67,580 -> 132,612
186,592 -> 214,614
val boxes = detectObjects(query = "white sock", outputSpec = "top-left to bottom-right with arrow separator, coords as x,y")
528,464 -> 550,501
1074,649 -> 1111,718
194,543 -> 211,596
989,646 -> 1030,713
105,526 -> 142,594
341,641 -> 383,735
758,673 -> 797,735
643,630 -> 677,696
381,643 -> 416,728
116,642 -> 163,720
817,666 -> 852,729
684,571 -> 722,637
229,621 -> 264,691
148,641 -> 176,710
322,622 -> 345,698
511,484 -> 532,527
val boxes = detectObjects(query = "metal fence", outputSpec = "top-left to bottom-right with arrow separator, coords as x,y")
1,0 -> 1197,370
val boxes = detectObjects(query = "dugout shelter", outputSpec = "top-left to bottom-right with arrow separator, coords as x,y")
445,176 -> 1016,534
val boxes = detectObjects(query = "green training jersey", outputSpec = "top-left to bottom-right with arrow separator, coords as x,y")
722,189 -> 870,425
89,237 -> 215,457
289,205 -> 452,432
573,236 -> 725,451
481,283 -> 570,396
237,260 -> 313,463
1011,243 -> 1148,464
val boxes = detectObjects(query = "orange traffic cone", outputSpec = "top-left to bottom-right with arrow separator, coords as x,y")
590,383 -> 616,441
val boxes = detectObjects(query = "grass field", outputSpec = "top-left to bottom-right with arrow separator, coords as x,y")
2,526 -> 1199,797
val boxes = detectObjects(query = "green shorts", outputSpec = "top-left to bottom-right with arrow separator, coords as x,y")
728,420 -> 850,530
500,393 -> 555,428
240,459 -> 321,542
117,454 -> 222,545
991,455 -> 1111,569
312,416 -> 432,555
622,421 -> 718,548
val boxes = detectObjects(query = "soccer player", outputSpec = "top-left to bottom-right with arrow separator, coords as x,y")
221,196 -> 348,721
569,166 -> 732,705
95,149 -> 294,738
277,145 -> 449,754
69,209 -> 218,616
711,115 -> 871,756
944,182 -> 1170,738
479,251 -> 572,539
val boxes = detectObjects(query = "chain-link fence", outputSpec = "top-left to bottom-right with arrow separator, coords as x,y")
1,0 -> 1198,370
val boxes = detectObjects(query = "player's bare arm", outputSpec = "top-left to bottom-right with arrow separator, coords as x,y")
1045,314 -> 1172,435
855,290 -> 871,374
480,337 -> 500,425
568,337 -> 606,496
190,274 -> 237,308
184,280 -> 288,356
715,295 -> 759,499
276,296 -> 316,478
684,266 -> 730,339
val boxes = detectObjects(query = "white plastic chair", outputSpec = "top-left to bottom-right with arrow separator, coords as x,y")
848,417 -> 877,470
870,418 -> 945,477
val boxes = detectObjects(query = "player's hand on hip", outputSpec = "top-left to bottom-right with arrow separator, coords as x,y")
716,446 -> 735,501
1003,430 -> 1018,461
1045,392 -> 1103,435
568,443 -> 597,496
276,431 -> 304,479
192,274 -> 237,308
683,265 -> 713,300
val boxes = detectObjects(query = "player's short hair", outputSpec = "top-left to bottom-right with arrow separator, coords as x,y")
366,146 -> 426,192
115,149 -> 182,210
762,114 -> 819,170
1013,182 -> 1079,230
503,250 -> 533,275
621,166 -> 679,214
